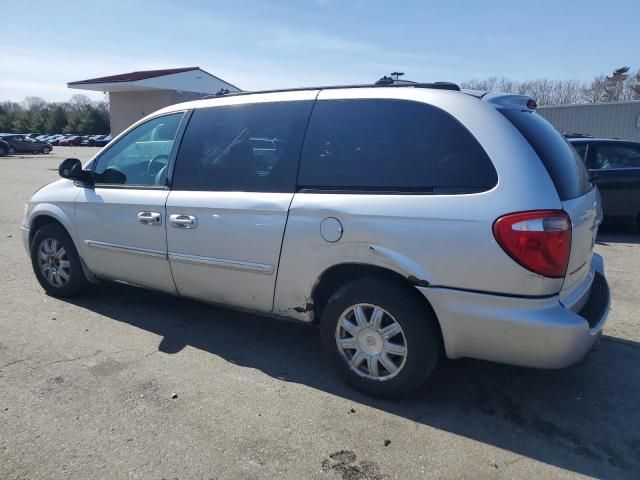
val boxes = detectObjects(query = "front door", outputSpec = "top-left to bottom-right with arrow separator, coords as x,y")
165,96 -> 315,312
75,112 -> 186,292
13,135 -> 30,152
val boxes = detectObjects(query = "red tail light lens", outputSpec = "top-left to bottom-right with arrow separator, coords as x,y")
493,210 -> 572,278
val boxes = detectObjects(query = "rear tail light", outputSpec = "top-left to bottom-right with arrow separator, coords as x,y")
493,210 -> 571,278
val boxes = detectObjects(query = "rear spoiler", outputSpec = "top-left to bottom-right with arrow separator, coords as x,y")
481,93 -> 538,111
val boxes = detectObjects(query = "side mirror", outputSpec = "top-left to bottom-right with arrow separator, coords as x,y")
58,158 -> 90,182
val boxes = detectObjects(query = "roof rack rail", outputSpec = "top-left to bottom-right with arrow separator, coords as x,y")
204,81 -> 461,99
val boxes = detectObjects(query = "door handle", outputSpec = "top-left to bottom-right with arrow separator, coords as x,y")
170,214 -> 198,229
137,211 -> 162,226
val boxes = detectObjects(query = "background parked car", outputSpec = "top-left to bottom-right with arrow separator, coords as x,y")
0,138 -> 9,156
94,135 -> 112,147
58,135 -> 83,146
87,134 -> 106,146
46,134 -> 66,145
1,134 -> 52,154
569,137 -> 640,227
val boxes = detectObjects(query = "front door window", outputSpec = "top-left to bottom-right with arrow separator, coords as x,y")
93,113 -> 184,186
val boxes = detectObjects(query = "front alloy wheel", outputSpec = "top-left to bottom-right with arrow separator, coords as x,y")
30,223 -> 89,297
37,238 -> 71,287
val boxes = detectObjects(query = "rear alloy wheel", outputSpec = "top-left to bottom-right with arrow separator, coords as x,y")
41,146 -> 51,154
30,224 -> 89,297
8,146 -> 16,154
335,303 -> 408,381
320,277 -> 441,397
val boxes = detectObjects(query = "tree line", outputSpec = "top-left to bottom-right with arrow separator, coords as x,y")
0,94 -> 110,135
1,66 -> 638,132
461,66 -> 640,106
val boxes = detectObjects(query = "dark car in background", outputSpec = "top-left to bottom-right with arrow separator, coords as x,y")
0,138 -> 9,156
569,137 -> 640,228
0,134 -> 52,154
87,134 -> 107,146
94,135 -> 112,147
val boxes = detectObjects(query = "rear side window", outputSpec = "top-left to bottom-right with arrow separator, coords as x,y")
500,109 -> 592,200
298,99 -> 497,193
592,144 -> 640,169
172,101 -> 313,192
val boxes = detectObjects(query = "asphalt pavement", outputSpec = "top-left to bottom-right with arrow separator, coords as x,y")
1,147 -> 639,479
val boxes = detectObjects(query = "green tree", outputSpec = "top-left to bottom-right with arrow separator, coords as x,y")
45,107 -> 67,133
603,66 -> 630,102
27,109 -> 46,132
11,111 -> 31,132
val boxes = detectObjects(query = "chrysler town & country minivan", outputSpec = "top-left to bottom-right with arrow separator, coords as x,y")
21,82 -> 610,397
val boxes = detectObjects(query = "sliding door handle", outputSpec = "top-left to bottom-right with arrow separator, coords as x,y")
170,214 -> 198,229
137,211 -> 162,226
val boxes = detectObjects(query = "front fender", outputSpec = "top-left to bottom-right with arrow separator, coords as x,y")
29,203 -> 74,234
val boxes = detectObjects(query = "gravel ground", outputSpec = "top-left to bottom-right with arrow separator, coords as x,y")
1,146 -> 639,479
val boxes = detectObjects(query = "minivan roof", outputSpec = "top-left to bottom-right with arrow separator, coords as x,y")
205,81 -> 462,99
202,83 -> 536,111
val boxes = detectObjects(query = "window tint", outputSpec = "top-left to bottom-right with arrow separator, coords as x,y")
500,109 -> 592,200
297,99 -> 497,193
592,144 -> 640,169
172,101 -> 313,192
93,113 -> 184,186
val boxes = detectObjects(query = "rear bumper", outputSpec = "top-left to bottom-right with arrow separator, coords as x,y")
419,254 -> 610,369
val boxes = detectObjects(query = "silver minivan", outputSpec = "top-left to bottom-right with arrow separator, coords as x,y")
21,82 -> 610,397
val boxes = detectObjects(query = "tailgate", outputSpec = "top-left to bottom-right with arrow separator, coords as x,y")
559,187 -> 601,306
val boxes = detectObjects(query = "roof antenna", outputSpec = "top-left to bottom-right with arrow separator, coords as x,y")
375,75 -> 394,85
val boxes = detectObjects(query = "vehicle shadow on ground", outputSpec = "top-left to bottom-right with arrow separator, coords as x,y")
68,282 -> 640,479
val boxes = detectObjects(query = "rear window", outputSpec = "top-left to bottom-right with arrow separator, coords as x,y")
298,99 -> 497,193
500,109 -> 592,200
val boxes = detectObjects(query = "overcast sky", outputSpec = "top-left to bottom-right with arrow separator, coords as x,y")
2,0 -> 638,102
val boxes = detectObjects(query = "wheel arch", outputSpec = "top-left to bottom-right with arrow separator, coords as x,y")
28,211 -> 97,283
28,207 -> 74,247
310,263 -> 443,343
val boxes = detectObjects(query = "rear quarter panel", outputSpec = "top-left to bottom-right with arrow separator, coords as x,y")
273,89 -> 566,321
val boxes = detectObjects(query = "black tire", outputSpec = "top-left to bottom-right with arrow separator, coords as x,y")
30,224 -> 89,297
8,146 -> 16,154
0,145 -> 6,156
320,277 -> 441,398
41,146 -> 51,154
